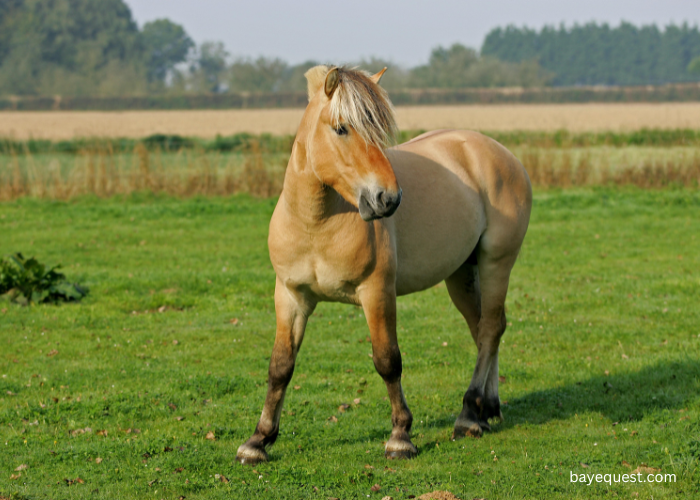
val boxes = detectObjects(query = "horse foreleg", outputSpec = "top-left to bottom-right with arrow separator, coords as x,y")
361,288 -> 417,459
236,280 -> 314,464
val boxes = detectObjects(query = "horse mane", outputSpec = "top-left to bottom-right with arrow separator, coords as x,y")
307,65 -> 398,149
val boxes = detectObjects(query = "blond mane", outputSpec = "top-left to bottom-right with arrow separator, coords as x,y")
306,65 -> 398,149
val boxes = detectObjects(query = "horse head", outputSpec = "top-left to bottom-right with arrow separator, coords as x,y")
303,65 -> 402,221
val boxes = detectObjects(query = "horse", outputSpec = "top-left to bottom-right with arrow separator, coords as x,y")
236,65 -> 532,464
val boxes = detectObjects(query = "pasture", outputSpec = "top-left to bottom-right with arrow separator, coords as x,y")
1,189 -> 698,499
3,103 -> 700,140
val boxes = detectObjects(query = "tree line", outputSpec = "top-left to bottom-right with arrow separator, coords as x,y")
0,0 -> 549,97
1,0 -> 699,97
482,22 -> 700,86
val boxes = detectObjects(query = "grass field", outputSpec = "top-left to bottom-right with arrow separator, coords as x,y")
4,103 -> 700,140
1,189 -> 699,499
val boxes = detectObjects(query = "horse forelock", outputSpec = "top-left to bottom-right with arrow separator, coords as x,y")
328,68 -> 398,149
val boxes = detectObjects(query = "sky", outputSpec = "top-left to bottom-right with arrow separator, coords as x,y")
126,0 -> 700,67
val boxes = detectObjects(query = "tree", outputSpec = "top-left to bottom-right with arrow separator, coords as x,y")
689,56 -> 700,75
0,0 -> 24,65
189,41 -> 229,92
482,22 -> 700,86
410,44 -> 479,88
0,0 -> 147,96
407,43 -> 549,89
228,57 -> 287,92
141,19 -> 194,84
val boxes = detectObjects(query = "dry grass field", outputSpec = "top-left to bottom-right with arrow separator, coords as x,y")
2,144 -> 699,202
3,103 -> 700,140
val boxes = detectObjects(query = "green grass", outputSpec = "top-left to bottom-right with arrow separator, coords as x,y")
0,189 -> 699,499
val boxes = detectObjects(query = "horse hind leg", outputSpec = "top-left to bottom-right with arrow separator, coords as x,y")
445,258 -> 485,438
448,250 -> 514,439
445,253 -> 481,342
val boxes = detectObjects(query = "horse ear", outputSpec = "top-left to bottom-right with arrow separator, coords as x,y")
324,67 -> 340,98
305,65 -> 329,101
370,67 -> 388,84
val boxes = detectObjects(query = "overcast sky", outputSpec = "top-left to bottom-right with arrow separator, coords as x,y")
126,0 -> 700,67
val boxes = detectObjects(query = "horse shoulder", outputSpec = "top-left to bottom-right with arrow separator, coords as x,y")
268,197 -> 315,284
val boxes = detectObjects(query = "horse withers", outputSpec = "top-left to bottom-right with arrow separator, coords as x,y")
236,65 -> 532,464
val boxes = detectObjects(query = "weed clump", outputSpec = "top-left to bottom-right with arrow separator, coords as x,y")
0,253 -> 88,305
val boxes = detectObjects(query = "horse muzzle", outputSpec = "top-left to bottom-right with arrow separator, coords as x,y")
358,188 -> 402,221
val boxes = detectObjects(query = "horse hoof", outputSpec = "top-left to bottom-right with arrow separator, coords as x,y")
452,421 -> 482,440
385,448 -> 417,460
384,439 -> 418,459
235,443 -> 268,465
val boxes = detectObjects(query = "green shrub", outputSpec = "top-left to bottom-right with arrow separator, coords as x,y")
0,253 -> 88,305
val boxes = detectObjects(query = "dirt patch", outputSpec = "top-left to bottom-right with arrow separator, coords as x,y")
418,491 -> 462,500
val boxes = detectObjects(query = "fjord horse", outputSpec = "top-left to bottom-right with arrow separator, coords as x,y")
236,66 -> 532,463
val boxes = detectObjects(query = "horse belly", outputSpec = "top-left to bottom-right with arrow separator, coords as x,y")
391,162 -> 485,296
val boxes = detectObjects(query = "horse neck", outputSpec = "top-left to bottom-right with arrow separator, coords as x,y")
282,137 -> 342,224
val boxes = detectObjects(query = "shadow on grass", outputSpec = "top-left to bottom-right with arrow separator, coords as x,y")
500,358 -> 700,428
270,359 -> 699,453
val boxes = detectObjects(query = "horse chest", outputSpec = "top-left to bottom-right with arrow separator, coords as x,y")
270,227 -> 376,304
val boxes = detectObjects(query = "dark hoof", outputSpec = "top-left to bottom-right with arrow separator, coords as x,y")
385,448 -> 417,460
235,443 -> 268,465
452,420 -> 483,440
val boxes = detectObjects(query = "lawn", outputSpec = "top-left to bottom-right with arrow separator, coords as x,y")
0,188 -> 699,499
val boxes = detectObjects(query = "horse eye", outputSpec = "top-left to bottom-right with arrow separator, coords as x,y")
334,125 -> 348,136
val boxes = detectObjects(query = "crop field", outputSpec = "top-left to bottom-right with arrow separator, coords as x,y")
3,103 -> 700,140
1,189 -> 699,500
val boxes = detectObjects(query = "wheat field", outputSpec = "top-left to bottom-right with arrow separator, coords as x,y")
3,103 -> 700,140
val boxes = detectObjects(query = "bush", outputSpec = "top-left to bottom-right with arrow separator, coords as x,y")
0,253 -> 88,305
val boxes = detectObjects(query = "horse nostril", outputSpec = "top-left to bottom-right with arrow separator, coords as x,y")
375,190 -> 386,208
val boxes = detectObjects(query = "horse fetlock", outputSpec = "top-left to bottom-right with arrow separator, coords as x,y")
390,410 -> 413,432
235,440 -> 269,465
454,388 -> 493,440
464,387 -> 484,415
253,419 -> 280,446
482,397 -> 503,423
